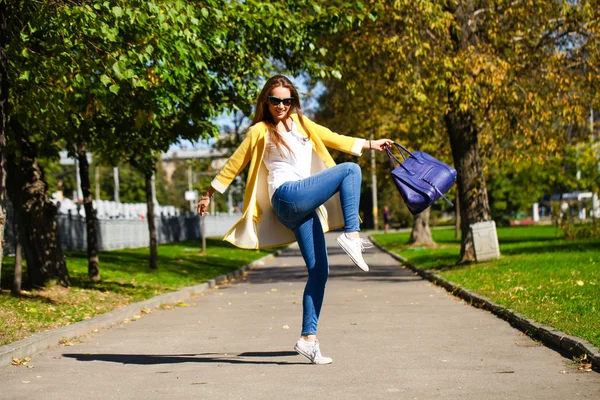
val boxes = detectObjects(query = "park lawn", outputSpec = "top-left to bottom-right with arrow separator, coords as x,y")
372,225 -> 600,349
0,239 -> 278,347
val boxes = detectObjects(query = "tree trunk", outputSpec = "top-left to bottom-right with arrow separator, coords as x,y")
455,190 -> 460,239
7,125 -> 69,287
12,211 -> 22,296
408,208 -> 437,248
445,109 -> 491,263
0,2 -> 8,288
145,172 -> 158,269
77,142 -> 100,281
443,1 -> 492,263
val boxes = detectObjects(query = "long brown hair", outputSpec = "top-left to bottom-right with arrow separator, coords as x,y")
251,75 -> 312,157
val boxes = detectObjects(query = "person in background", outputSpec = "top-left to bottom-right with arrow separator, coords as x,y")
383,205 -> 390,234
198,75 -> 393,364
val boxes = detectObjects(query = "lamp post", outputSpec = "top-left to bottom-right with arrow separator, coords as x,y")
370,131 -> 378,231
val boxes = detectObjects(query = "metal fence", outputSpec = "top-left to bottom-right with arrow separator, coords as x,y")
3,206 -> 241,254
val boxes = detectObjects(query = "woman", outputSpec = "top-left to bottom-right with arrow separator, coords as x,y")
198,75 -> 392,365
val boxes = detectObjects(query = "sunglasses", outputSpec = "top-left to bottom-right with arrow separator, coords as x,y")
267,96 -> 294,107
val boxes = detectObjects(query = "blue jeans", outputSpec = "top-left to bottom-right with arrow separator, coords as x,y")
271,162 -> 362,336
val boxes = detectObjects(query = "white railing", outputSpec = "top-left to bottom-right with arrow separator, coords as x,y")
3,207 -> 241,254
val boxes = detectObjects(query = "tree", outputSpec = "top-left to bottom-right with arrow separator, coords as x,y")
408,208 -> 437,247
0,1 -> 8,286
316,0 -> 600,263
5,0 -> 381,283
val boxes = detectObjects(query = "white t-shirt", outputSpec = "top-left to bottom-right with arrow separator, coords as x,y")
263,121 -> 313,201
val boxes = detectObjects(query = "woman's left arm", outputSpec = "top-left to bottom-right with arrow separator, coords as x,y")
306,117 -> 393,154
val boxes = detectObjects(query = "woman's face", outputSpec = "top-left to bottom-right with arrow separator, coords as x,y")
267,86 -> 293,124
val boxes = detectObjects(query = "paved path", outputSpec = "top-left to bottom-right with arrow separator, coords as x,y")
1,233 -> 599,399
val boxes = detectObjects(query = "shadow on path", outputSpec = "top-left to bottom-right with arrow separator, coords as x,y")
245,243 -> 420,285
62,351 -> 305,366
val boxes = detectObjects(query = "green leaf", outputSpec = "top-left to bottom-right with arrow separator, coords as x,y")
112,6 -> 123,18
112,61 -> 122,76
100,74 -> 110,85
201,8 -> 209,18
109,84 -> 120,94
19,71 -> 31,81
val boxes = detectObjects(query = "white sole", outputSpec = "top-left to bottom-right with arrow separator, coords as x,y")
336,236 -> 369,272
294,345 -> 332,365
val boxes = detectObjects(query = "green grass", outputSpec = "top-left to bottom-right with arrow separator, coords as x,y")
0,239 -> 278,347
372,225 -> 600,348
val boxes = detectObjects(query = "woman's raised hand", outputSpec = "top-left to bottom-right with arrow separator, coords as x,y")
368,139 -> 394,152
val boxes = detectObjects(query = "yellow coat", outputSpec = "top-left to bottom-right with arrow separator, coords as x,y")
211,114 -> 365,249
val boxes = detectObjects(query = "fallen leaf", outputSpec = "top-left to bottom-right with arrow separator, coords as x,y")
11,357 -> 31,366
21,381 -> 31,384
578,363 -> 592,371
271,288 -> 278,292
176,302 -> 190,307
282,325 -> 290,330
576,280 -> 584,286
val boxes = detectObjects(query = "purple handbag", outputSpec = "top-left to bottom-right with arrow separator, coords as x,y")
386,142 -> 456,215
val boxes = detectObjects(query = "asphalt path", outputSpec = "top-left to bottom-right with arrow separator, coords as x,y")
1,232 -> 599,399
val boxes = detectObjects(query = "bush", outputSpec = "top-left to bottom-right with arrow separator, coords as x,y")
556,216 -> 600,240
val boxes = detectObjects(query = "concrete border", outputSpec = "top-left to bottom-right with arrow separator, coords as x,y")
369,235 -> 600,370
0,249 -> 283,367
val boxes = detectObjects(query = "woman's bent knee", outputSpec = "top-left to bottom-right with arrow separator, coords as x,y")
342,162 -> 361,177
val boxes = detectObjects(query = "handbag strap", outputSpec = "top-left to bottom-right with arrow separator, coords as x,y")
385,147 -> 402,169
391,141 -> 414,160
386,141 -> 417,171
422,177 -> 454,207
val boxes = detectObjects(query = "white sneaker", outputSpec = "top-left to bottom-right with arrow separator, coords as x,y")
294,339 -> 333,365
336,233 -> 372,272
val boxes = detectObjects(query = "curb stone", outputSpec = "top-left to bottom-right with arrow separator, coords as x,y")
0,249 -> 284,367
369,235 -> 600,371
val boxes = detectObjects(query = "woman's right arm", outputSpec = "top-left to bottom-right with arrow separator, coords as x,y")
197,127 -> 255,216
